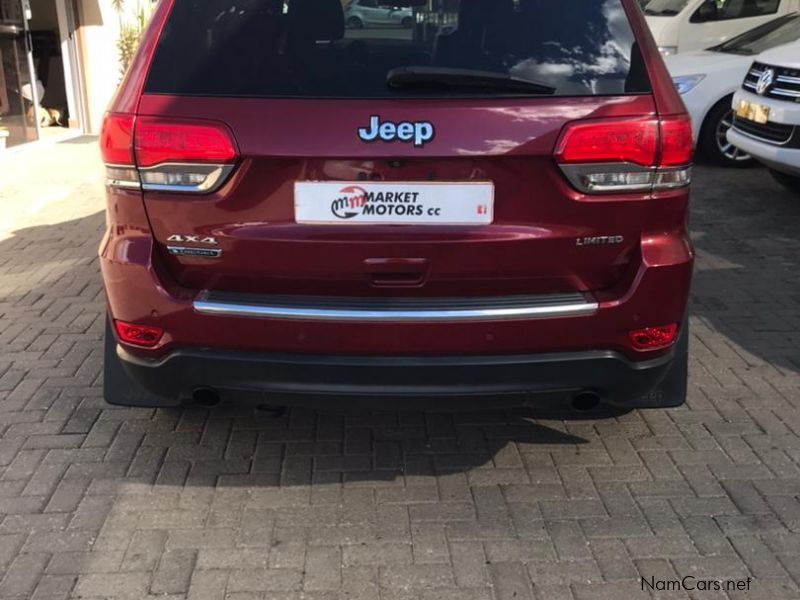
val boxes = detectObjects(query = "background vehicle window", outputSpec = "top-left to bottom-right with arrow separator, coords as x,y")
692,0 -> 781,22
714,13 -> 800,53
644,0 -> 693,16
145,0 -> 651,99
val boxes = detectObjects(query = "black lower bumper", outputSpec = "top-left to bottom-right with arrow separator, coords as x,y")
115,345 -> 675,410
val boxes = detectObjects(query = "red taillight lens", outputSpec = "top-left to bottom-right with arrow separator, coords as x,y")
555,114 -> 693,194
555,118 -> 658,167
100,116 -> 239,193
659,116 -> 694,166
100,113 -> 135,165
114,321 -> 164,348
628,324 -> 679,351
135,117 -> 238,168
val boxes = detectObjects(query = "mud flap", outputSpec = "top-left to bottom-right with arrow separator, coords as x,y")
634,316 -> 689,409
103,318 -> 182,408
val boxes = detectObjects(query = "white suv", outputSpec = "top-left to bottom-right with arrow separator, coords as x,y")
729,40 -> 800,193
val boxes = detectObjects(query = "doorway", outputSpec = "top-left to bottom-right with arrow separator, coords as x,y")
1,0 -> 82,150
28,0 -> 81,139
1,0 -> 38,148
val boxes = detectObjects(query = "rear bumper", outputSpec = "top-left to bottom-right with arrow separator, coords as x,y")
100,233 -> 693,360
116,344 -> 674,409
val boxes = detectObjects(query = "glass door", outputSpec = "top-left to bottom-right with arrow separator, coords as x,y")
1,0 -> 40,149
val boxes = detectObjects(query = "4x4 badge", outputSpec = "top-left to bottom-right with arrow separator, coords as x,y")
167,235 -> 218,245
358,115 -> 434,148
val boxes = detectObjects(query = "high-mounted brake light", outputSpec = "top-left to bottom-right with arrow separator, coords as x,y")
114,320 -> 164,348
99,113 -> 239,193
556,115 -> 693,194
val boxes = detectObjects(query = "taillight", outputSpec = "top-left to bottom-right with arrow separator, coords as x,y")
556,115 -> 693,194
659,116 -> 694,166
114,320 -> 164,348
100,114 -> 140,190
135,118 -> 237,167
555,118 -> 658,167
99,113 -> 239,194
628,324 -> 679,351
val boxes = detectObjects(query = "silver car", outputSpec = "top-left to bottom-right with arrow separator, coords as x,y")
345,0 -> 414,28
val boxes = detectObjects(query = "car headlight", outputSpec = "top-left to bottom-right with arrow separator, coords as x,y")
672,74 -> 705,95
659,46 -> 678,56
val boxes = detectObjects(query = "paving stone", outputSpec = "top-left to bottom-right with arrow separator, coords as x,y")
1,148 -> 799,600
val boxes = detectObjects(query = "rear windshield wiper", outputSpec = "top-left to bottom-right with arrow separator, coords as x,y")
645,8 -> 679,15
387,66 -> 556,95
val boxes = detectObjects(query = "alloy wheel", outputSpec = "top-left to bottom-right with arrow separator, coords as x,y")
715,109 -> 751,163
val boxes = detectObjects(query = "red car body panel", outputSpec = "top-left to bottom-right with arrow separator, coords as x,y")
100,0 -> 694,407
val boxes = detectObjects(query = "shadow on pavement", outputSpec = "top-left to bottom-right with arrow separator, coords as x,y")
689,164 -> 800,376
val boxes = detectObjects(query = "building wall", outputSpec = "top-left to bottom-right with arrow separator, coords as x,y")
76,0 -> 121,133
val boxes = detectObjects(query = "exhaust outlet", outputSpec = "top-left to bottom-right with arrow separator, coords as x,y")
571,391 -> 601,412
192,387 -> 221,407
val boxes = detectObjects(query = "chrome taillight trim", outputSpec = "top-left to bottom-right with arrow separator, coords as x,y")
104,163 -> 235,193
105,165 -> 141,190
139,163 -> 235,193
559,163 -> 692,194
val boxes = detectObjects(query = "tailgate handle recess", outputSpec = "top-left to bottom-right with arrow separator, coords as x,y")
364,258 -> 429,287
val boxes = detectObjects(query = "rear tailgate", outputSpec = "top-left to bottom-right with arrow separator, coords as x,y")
138,94 -> 656,297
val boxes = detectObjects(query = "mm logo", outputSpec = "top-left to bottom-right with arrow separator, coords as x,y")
358,115 -> 434,148
331,186 -> 368,219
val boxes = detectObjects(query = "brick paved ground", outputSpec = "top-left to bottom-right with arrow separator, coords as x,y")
0,138 -> 799,600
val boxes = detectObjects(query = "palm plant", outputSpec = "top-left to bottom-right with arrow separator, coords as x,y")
113,0 -> 155,78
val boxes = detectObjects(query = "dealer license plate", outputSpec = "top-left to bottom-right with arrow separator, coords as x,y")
294,181 -> 494,225
736,99 -> 770,125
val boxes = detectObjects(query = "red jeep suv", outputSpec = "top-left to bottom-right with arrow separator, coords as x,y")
100,0 -> 694,411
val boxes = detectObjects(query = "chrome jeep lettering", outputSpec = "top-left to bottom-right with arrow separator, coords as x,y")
358,115 -> 434,147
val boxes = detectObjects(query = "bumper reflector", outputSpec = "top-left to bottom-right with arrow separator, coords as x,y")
628,324 -> 679,351
115,321 -> 164,348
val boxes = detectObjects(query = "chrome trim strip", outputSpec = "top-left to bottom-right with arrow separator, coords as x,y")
105,165 -> 142,190
193,295 -> 599,323
771,89 -> 800,98
776,75 -> 800,85
106,178 -> 142,190
168,246 -> 223,258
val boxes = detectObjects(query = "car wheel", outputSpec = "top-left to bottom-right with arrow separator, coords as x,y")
346,16 -> 363,29
401,16 -> 414,28
701,99 -> 753,167
770,169 -> 800,195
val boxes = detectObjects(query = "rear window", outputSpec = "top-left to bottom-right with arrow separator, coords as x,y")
144,0 -> 651,99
